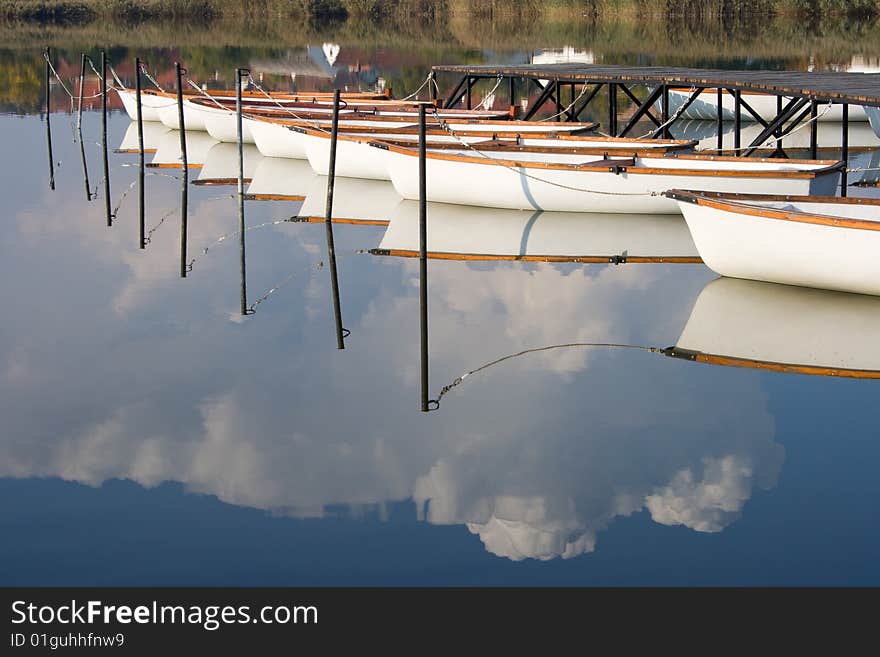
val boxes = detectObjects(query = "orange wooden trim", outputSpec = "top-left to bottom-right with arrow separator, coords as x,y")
693,352 -> 880,379
296,215 -> 389,226
192,178 -> 252,186
373,249 -> 702,263
114,148 -> 157,154
669,190 -> 880,206
379,142 -> 841,178
243,193 -> 306,201
683,193 -> 880,232
146,162 -> 203,169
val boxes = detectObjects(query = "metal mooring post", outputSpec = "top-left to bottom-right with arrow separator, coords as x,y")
175,62 -> 188,169
101,51 -> 112,226
45,47 -> 55,190
77,53 -> 86,133
179,164 -> 188,278
324,89 -> 346,349
716,88 -> 723,151
841,103 -> 849,197
237,68 -> 248,312
419,104 -> 429,412
135,57 -> 145,248
77,113 -> 91,200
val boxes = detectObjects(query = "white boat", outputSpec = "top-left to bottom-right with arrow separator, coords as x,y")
115,86 -> 388,123
116,88 -> 176,122
661,87 -> 868,122
303,128 -> 695,180
194,142 -> 263,185
667,190 -> 880,295
669,119 -> 880,184
375,201 -> 700,262
249,115 -> 598,159
159,95 -> 510,132
115,120 -> 171,153
148,129 -> 218,169
384,146 -> 843,214
667,277 -> 880,378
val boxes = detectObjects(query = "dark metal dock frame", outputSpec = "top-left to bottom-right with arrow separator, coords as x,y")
433,63 -> 880,194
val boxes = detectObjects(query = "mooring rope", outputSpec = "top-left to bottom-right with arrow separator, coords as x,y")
477,75 -> 505,111
399,72 -> 438,102
636,85 -> 697,139
539,82 -> 591,122
246,73 -> 334,135
43,52 -> 75,100
429,342 -> 664,409
139,62 -> 166,93
721,101 -> 834,153
185,77 -> 233,112
107,62 -> 127,90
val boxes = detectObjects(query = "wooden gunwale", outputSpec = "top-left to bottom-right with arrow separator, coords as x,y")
376,142 -> 844,179
669,348 -> 880,379
666,189 -> 880,231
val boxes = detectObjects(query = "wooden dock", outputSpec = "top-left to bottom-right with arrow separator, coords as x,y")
432,63 -> 880,107
430,63 -> 880,194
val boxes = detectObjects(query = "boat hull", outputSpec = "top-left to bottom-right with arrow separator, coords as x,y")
674,277 -> 880,376
116,88 -> 175,122
387,153 -> 840,214
676,196 -> 880,295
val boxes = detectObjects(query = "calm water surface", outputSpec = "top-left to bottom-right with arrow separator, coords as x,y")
1,27 -> 879,585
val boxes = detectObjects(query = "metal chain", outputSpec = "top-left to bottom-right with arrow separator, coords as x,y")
143,207 -> 176,244
430,342 -> 663,410
187,217 -> 299,271
248,261 -> 324,313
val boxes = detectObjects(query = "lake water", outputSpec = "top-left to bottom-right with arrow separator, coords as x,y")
1,23 -> 879,585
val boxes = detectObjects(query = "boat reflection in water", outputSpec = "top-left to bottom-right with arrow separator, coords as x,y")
149,129 -> 218,169
116,121 -> 171,154
667,277 -> 880,379
376,200 -> 700,263
194,142 -> 263,185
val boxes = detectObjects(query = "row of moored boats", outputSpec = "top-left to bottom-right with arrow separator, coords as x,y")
115,84 -> 880,296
